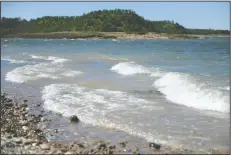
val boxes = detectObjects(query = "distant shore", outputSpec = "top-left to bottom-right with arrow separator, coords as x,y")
3,32 -> 230,40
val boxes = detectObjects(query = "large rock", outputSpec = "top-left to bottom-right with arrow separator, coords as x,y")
149,142 -> 161,150
69,115 -> 79,123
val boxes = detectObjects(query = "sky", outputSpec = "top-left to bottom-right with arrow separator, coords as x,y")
2,2 -> 230,30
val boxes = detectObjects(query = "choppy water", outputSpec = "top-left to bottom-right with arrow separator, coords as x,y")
1,38 -> 230,152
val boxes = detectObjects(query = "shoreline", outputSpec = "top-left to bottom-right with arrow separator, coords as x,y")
1,92 -> 229,154
3,32 -> 230,40
1,93 -> 142,154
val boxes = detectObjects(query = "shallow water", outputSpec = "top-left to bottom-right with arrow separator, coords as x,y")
1,38 -> 230,152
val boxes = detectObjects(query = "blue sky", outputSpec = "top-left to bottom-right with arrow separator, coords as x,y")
2,2 -> 230,30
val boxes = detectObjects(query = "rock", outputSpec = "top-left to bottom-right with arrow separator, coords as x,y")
23,99 -> 28,103
69,115 -> 79,123
55,129 -> 58,133
149,142 -> 161,150
22,126 -> 29,131
40,143 -> 51,150
23,139 -> 35,145
57,113 -> 62,117
7,99 -> 12,102
32,143 -> 37,147
34,129 -> 42,133
56,150 -> 63,154
65,151 -> 74,154
6,135 -> 12,139
119,141 -> 127,148
13,138 -> 22,144
41,117 -> 46,122
20,120 -> 29,126
24,145 -> 31,149
25,107 -> 30,111
5,103 -> 13,107
20,103 -> 27,108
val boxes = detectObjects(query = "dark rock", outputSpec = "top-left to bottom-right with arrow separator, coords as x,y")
34,129 -> 42,133
55,129 -> 58,133
118,141 -> 128,148
23,100 -> 28,103
7,99 -> 12,102
149,142 -> 161,150
78,143 -> 85,148
5,103 -> 13,107
20,103 -> 27,108
69,115 -> 79,123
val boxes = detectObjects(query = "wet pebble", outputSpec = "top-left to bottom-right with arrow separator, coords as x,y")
22,126 -> 29,131
40,143 -> 51,150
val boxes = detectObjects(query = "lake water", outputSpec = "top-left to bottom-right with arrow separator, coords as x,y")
1,37 -> 230,152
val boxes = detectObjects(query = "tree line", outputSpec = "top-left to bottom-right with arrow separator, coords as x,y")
1,9 -> 230,36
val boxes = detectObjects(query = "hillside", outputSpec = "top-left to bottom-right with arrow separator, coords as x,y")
1,9 -> 230,37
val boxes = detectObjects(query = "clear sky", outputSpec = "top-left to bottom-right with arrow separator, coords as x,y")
2,2 -> 230,30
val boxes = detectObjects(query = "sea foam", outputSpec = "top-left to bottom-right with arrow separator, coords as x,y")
1,57 -> 27,64
111,61 -> 229,113
154,72 -> 229,113
5,54 -> 82,83
111,62 -> 151,75
41,84 -> 168,144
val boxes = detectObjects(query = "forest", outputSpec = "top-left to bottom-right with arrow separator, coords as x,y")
1,9 -> 230,36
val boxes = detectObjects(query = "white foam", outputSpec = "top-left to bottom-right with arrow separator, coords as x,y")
42,84 -> 168,144
223,86 -> 230,91
30,55 -> 69,63
60,70 -> 83,77
30,55 -> 47,60
1,57 -> 27,64
111,62 -> 151,75
46,56 -> 69,64
5,55 -> 81,83
154,72 -> 229,113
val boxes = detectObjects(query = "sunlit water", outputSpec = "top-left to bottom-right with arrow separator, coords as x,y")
1,38 -> 230,152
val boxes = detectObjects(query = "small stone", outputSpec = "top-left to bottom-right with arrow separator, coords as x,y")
6,135 -> 12,139
65,151 -> 74,154
69,115 -> 79,123
149,142 -> 161,150
56,151 -> 62,154
55,129 -> 58,133
32,143 -> 37,147
40,143 -> 50,150
13,138 -> 22,144
20,120 -> 29,126
25,107 -> 30,111
7,99 -> 12,102
57,113 -> 62,117
24,99 -> 28,103
24,145 -> 31,149
22,126 -> 29,131
24,139 -> 35,145
118,141 -> 127,148
41,117 -> 46,122
20,103 -> 27,108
